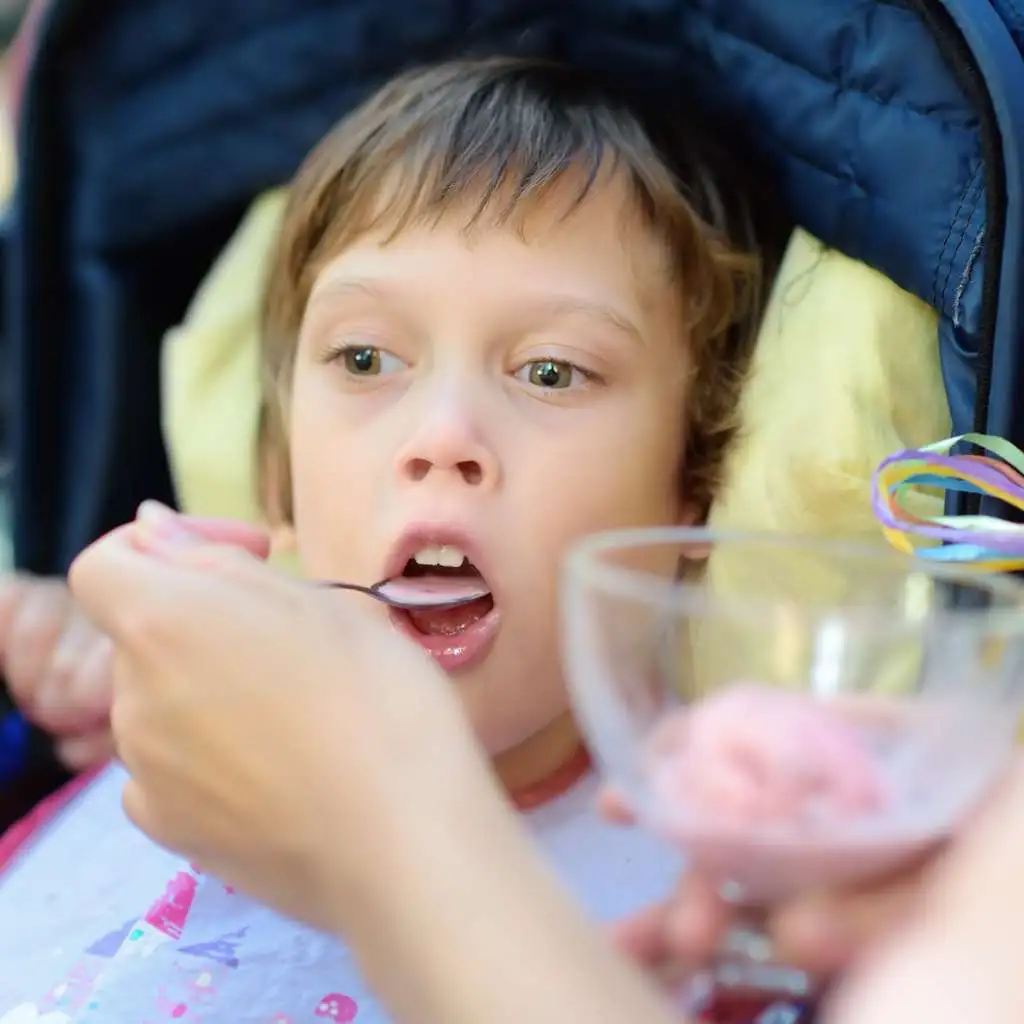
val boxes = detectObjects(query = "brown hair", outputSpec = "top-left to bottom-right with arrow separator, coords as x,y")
259,56 -> 781,522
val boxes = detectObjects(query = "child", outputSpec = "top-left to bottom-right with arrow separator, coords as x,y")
0,56 -> 774,1020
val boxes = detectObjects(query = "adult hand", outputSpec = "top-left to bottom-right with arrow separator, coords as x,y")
68,503 -> 490,935
827,759 -> 1024,1023
70,506 -> 684,1024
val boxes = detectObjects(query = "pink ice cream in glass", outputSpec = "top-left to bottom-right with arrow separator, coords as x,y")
643,684 -> 955,900
563,528 -> 1024,1017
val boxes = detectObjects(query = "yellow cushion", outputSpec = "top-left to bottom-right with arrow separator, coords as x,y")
161,190 -> 289,527
700,229 -> 948,690
709,228 -> 948,537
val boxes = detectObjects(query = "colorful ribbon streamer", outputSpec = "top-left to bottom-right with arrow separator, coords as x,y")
873,433 -> 1024,572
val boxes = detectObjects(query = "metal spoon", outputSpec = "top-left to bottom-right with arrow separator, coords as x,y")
321,577 -> 491,611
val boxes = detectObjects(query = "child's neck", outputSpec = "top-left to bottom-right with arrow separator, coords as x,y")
493,713 -> 589,810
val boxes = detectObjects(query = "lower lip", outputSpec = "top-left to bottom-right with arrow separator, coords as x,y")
389,603 -> 501,672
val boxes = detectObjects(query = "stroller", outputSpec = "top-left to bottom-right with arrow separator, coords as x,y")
2,0 -> 1024,814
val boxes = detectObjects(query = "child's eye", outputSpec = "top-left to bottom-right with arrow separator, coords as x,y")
335,344 -> 405,377
517,359 -> 592,390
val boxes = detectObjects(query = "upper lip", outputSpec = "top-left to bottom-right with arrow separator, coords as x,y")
383,524 -> 494,591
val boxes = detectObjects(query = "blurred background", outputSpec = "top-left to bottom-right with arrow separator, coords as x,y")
0,0 -> 27,573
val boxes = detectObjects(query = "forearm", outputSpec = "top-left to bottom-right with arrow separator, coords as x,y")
342,784 -> 681,1024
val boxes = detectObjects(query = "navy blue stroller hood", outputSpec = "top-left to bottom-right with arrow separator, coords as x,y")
8,0 -> 1024,575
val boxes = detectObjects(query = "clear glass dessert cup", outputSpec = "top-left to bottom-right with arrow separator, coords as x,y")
562,528 -> 1024,1018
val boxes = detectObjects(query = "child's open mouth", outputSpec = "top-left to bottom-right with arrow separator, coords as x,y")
389,546 -> 500,671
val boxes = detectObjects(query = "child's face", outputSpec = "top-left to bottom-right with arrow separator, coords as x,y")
287,174 -> 694,788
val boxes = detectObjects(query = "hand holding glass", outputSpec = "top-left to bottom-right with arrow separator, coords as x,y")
563,529 -> 1024,1011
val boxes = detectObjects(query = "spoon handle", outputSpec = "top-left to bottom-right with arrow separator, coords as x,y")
319,580 -> 385,602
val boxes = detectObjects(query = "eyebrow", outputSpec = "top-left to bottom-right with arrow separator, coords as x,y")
307,278 -> 647,347
535,297 -> 647,348
306,277 -> 394,309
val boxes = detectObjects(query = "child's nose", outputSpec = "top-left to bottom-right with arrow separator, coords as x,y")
394,390 -> 500,490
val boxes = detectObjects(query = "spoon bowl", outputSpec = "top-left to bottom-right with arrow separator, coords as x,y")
322,577 -> 491,611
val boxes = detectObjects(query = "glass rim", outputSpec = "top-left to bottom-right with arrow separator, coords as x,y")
564,526 -> 1024,635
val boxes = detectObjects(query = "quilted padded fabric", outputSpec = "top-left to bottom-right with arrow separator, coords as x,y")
52,0 -> 987,322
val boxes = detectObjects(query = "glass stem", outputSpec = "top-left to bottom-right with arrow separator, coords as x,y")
686,908 -> 817,1022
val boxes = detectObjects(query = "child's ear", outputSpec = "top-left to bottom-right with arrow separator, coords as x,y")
270,521 -> 298,555
255,401 -> 297,556
675,502 -> 703,528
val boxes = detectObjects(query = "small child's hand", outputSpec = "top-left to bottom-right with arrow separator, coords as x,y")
764,856 -> 932,975
0,506 -> 272,778
0,573 -> 114,772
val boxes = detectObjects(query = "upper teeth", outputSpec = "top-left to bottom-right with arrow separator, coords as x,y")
412,545 -> 468,569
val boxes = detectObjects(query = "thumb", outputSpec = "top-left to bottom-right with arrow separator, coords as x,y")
136,501 -> 271,560
69,525 -> 265,641
150,537 -> 270,582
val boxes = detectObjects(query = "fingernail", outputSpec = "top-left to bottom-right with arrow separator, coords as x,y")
136,500 -> 177,526
139,527 -> 202,553
136,500 -> 204,547
133,520 -> 202,556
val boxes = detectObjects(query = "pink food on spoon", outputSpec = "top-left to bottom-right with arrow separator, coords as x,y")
375,575 -> 490,608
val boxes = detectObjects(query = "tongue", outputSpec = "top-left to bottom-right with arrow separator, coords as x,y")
375,575 -> 491,608
407,596 -> 493,636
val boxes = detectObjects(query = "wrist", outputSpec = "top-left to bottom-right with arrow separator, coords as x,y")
308,727 -> 506,933
333,775 -> 677,1024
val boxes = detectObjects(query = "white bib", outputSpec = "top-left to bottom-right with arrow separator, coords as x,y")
0,766 -> 679,1022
